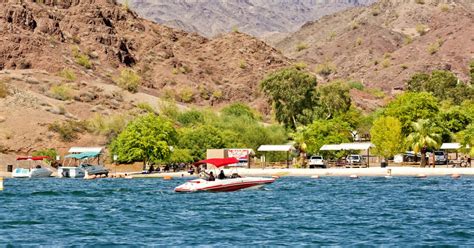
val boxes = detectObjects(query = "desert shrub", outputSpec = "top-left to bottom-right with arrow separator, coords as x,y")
239,60 -> 247,69
136,102 -> 155,113
404,35 -> 413,45
401,64 -> 409,70
350,20 -> 359,30
116,68 -> 141,93
371,7 -> 380,16
315,61 -> 336,76
0,81 -> 8,98
178,87 -> 194,103
349,81 -> 365,90
232,26 -> 239,33
49,84 -> 72,101
381,58 -> 391,68
58,68 -> 77,81
293,62 -> 307,70
72,47 -> 92,69
427,39 -> 443,55
415,0 -> 425,4
439,3 -> 449,11
366,88 -> 386,99
295,43 -> 309,52
88,113 -> 131,142
48,120 -> 89,142
416,24 -> 428,35
212,89 -> 223,100
355,37 -> 363,46
122,0 -> 130,11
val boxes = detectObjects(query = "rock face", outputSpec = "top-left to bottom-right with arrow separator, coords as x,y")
276,0 -> 474,93
0,0 -> 289,108
120,0 -> 375,40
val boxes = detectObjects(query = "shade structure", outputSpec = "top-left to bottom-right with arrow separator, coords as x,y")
320,144 -> 342,151
68,147 -> 104,153
440,143 -> 461,150
194,157 -> 239,168
340,142 -> 375,150
65,152 -> 101,159
16,156 -> 50,161
257,145 -> 295,152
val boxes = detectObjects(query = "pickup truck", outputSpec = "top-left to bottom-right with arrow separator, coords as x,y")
308,155 -> 326,168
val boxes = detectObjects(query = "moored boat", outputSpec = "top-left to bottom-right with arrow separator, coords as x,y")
175,158 -> 275,192
58,147 -> 109,179
12,156 -> 53,178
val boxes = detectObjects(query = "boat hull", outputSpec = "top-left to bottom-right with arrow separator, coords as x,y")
12,168 -> 52,178
175,177 -> 275,192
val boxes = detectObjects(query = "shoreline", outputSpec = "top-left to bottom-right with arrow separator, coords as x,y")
2,167 -> 473,179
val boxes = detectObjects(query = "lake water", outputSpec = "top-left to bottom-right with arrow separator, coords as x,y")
1,176 -> 473,246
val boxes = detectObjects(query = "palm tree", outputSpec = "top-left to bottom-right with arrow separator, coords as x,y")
406,119 -> 442,167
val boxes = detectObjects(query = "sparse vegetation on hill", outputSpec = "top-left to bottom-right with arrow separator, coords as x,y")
0,81 -> 8,98
116,69 -> 141,93
49,84 -> 73,101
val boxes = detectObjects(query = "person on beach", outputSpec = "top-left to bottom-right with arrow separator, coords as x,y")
208,172 -> 215,181
218,170 -> 226,180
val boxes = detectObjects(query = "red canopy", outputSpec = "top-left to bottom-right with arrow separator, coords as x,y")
194,157 -> 239,168
16,156 -> 50,161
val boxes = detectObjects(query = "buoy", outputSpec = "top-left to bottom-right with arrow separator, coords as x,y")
451,174 -> 461,179
349,174 -> 359,179
415,174 -> 427,179
311,175 -> 320,179
0,177 -> 4,191
272,175 -> 280,179
163,176 -> 173,180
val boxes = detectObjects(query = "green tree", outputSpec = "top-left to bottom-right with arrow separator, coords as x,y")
167,149 -> 194,164
302,118 -> 352,158
470,60 -> 474,85
260,67 -> 318,129
316,81 -> 352,119
32,148 -> 58,165
176,109 -> 205,127
384,92 -> 439,135
178,125 -> 226,160
406,70 -> 474,104
457,124 -> 474,156
406,119 -> 442,167
110,114 -> 177,168
221,102 -> 259,120
370,117 -> 403,158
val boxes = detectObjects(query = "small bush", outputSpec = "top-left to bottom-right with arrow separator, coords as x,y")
381,58 -> 391,68
32,148 -> 58,163
366,88 -> 385,99
122,0 -> 130,11
355,37 -> 363,46
315,61 -> 336,76
416,24 -> 427,35
136,102 -> 155,113
293,62 -> 307,70
415,0 -> 425,4
404,35 -> 413,45
239,60 -> 247,69
178,87 -> 194,103
48,120 -> 89,142
212,89 -> 223,100
0,81 -> 8,98
439,3 -> 449,11
401,64 -> 409,70
371,7 -> 380,16
116,69 -> 141,93
49,84 -> 72,101
232,26 -> 239,33
350,20 -> 359,30
349,81 -> 365,90
295,43 -> 309,52
427,39 -> 443,55
58,68 -> 77,81
73,48 -> 92,69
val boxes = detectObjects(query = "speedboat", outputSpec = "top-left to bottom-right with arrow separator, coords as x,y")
58,149 -> 109,178
12,156 -> 53,178
175,158 -> 275,192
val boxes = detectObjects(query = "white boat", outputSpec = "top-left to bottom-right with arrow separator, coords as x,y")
12,156 -> 53,178
58,148 -> 109,178
175,158 -> 275,192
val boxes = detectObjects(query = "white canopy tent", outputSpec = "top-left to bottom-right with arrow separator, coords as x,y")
257,144 -> 295,168
68,147 -> 104,153
440,143 -> 461,150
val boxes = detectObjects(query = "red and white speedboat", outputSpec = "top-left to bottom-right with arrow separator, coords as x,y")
175,158 -> 275,192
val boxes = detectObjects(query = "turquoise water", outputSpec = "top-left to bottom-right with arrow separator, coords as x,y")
1,176 -> 473,246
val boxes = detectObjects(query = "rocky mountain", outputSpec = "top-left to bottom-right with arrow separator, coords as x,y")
0,0 -> 289,154
276,0 -> 474,106
120,0 -> 376,40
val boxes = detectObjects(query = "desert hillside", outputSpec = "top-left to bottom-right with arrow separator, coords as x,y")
120,0 -> 375,40
276,0 -> 474,92
0,0 -> 289,154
